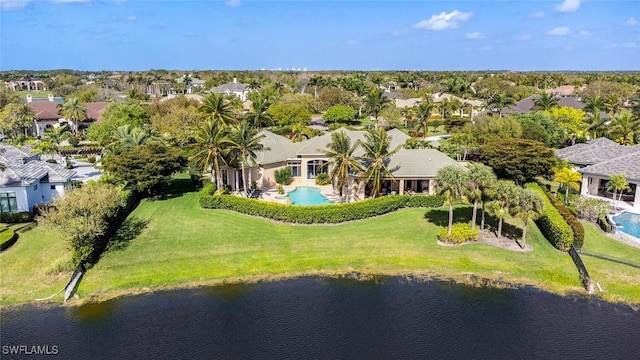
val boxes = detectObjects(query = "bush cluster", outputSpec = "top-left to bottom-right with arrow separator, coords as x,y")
437,224 -> 479,244
541,187 -> 585,250
571,197 -> 612,233
0,227 -> 18,251
0,212 -> 32,224
527,183 -> 574,251
274,167 -> 292,185
199,193 -> 443,224
314,173 -> 331,186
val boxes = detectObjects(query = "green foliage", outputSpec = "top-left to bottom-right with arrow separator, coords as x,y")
45,159 -> 58,164
460,115 -> 522,145
571,197 -> 610,223
68,137 -> 80,147
481,138 -> 558,185
102,143 -> 187,195
323,105 -> 358,123
437,223 -> 479,244
87,156 -> 96,164
314,173 -> 331,185
276,184 -> 285,194
0,227 -> 17,251
199,193 -> 443,224
45,256 -> 74,275
201,182 -> 218,196
37,183 -> 130,266
0,211 -> 32,224
527,183 -> 574,251
542,187 -> 585,249
274,167 -> 292,185
267,101 -> 312,126
87,102 -> 151,144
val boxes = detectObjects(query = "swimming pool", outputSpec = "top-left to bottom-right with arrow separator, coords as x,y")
285,187 -> 333,206
612,212 -> 640,240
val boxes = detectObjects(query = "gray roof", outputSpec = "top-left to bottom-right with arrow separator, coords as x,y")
0,144 -> 37,165
556,137 -> 640,166
0,160 -> 75,187
579,151 -> 640,183
295,128 -> 409,157
253,130 -> 299,165
387,149 -> 465,177
212,81 -> 249,93
505,94 -> 585,115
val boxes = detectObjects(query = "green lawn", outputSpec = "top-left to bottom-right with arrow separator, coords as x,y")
2,189 -> 639,306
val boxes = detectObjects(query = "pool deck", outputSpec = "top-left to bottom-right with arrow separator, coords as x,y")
257,185 -> 343,204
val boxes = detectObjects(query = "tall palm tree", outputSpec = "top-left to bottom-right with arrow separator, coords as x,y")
226,121 -> 268,195
608,112 -> 637,145
583,95 -> 606,118
488,180 -> 517,238
199,93 -> 235,126
291,119 -> 314,142
604,94 -> 623,118
319,131 -> 362,202
111,124 -> 160,150
511,188 -> 545,247
60,97 -> 87,135
1,103 -> 35,136
607,173 -> 631,210
244,95 -> 272,130
467,163 -> 497,231
191,121 -> 229,190
586,113 -> 608,139
413,99 -> 435,138
363,87 -> 391,130
485,93 -> 515,117
435,165 -> 469,235
44,124 -> 70,161
532,93 -> 559,112
554,167 -> 582,204
357,128 -> 400,198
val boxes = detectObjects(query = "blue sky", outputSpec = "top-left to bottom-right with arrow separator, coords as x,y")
1,0 -> 639,71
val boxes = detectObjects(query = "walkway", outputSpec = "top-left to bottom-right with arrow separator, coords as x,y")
70,160 -> 103,183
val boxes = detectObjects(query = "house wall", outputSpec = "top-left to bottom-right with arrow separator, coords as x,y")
258,162 -> 286,189
1,186 -> 30,212
41,182 -> 67,203
26,183 -> 43,212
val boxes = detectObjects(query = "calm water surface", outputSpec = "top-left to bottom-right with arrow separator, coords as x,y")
2,277 -> 639,360
287,187 -> 333,206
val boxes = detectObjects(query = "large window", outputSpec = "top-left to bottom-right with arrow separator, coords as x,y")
287,160 -> 302,178
307,159 -> 328,179
0,192 -> 18,213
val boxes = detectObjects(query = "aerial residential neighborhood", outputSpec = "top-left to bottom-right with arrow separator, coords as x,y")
1,0 -> 639,359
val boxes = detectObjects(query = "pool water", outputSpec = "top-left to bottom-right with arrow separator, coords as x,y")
612,212 -> 640,239
286,187 -> 333,206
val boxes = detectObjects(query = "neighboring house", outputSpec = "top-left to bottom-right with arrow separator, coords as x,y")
4,80 -> 46,91
175,75 -> 206,94
507,94 -> 585,114
26,98 -> 108,137
221,128 -> 463,201
556,137 -> 640,209
0,144 -> 75,214
211,78 -> 250,101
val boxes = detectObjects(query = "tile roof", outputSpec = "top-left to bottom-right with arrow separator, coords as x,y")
556,137 -> 639,166
27,102 -> 61,120
387,149 -> 465,177
579,151 -> 640,183
0,159 -> 75,186
212,81 -> 249,93
85,102 -> 109,121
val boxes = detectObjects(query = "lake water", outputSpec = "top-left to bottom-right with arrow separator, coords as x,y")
2,277 -> 639,359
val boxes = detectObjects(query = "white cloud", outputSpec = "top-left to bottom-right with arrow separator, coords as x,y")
578,29 -> 590,37
624,17 -> 639,26
547,26 -> 570,35
555,0 -> 581,13
604,42 -> 638,49
530,12 -> 545,19
0,0 -> 30,11
125,15 -> 137,21
344,40 -> 359,46
226,0 -> 241,7
465,32 -> 484,40
515,34 -> 532,41
413,10 -> 472,31
51,0 -> 91,3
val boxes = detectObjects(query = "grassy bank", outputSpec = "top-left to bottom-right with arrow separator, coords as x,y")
2,189 -> 640,306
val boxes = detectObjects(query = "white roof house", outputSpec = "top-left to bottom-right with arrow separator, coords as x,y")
212,78 -> 250,101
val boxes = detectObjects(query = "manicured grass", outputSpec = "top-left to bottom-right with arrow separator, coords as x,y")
14,90 -> 53,99
2,188 -> 640,306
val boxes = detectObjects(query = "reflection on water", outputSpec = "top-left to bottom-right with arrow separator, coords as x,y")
2,277 -> 639,360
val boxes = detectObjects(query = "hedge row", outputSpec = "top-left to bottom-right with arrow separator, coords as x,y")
527,183 -> 574,251
0,227 -> 18,251
199,193 -> 443,224
0,212 -> 32,224
541,187 -> 585,250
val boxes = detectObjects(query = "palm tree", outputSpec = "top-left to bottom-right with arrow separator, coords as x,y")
363,87 -> 391,129
291,119 -> 314,142
413,99 -> 435,138
467,163 -> 497,231
247,79 -> 262,92
226,121 -> 268,195
199,93 -> 235,126
0,103 -> 35,136
319,131 -> 362,202
532,93 -> 559,112
435,165 -> 469,235
111,125 -> 160,150
554,167 -> 582,204
511,188 -> 545,247
60,97 -> 87,135
44,125 -> 70,161
488,180 -> 517,238
605,95 -> 624,118
191,121 -> 229,190
607,173 -> 631,210
357,128 -> 400,198
244,95 -> 272,130
608,112 -> 637,145
586,113 -> 608,139
584,95 -> 606,118
486,93 -> 515,117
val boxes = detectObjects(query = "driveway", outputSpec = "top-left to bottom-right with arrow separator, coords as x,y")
70,160 -> 103,183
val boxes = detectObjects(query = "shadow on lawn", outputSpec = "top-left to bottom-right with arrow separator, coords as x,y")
155,178 -> 199,201
104,218 -> 148,253
424,207 -> 523,241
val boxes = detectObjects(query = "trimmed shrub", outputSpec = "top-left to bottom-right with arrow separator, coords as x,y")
0,227 -> 17,251
46,159 -> 58,164
0,212 -> 32,224
597,215 -> 613,233
199,193 -> 443,224
201,182 -> 217,196
527,183 -> 574,251
275,167 -> 292,185
68,137 -> 80,147
541,187 -> 585,250
314,173 -> 331,185
87,156 -> 97,164
437,223 -> 479,244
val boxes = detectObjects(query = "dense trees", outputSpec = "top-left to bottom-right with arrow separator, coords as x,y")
435,165 -> 469,234
59,97 -> 87,135
87,101 -> 150,144
481,138 -> 558,185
